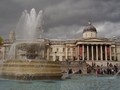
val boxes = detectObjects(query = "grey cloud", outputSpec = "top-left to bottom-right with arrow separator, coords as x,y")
44,25 -> 82,39
0,0 -> 120,39
96,22 -> 120,38
0,0 -> 24,38
11,0 -> 64,10
44,21 -> 120,39
44,0 -> 120,29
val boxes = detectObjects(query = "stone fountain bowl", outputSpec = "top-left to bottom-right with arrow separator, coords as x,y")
0,60 -> 62,80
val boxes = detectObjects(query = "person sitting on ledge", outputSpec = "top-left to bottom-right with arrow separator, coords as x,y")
68,69 -> 73,74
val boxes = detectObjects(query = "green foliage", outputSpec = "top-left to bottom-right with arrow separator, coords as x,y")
0,36 -> 3,45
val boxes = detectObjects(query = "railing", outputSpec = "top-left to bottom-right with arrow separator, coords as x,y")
59,61 -> 83,66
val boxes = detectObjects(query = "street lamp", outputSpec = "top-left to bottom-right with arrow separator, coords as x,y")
55,51 -> 57,61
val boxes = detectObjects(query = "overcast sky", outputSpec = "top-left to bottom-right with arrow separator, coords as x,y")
0,0 -> 120,39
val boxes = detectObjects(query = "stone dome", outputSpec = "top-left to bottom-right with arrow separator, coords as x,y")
83,22 -> 97,33
83,22 -> 97,38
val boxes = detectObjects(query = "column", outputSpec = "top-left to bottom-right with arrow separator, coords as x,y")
2,46 -> 5,60
87,45 -> 89,60
100,45 -> 103,60
96,45 -> 98,60
47,48 -> 49,60
91,45 -> 93,60
65,47 -> 67,59
110,46 -> 112,60
114,47 -> 116,61
105,45 -> 107,61
54,52 -> 56,61
3,46 -> 6,60
78,45 -> 79,60
82,45 -> 84,60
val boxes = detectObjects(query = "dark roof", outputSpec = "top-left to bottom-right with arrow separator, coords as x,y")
83,22 -> 97,33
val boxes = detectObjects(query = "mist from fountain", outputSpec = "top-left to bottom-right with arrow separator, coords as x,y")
7,8 -> 44,60
15,8 -> 43,40
7,42 -> 18,60
7,40 -> 45,60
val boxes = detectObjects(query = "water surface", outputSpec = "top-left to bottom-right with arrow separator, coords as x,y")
0,75 -> 120,90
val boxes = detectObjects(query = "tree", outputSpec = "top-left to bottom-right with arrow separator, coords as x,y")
0,36 -> 3,45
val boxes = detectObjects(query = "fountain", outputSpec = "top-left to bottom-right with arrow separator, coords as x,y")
0,8 -> 62,80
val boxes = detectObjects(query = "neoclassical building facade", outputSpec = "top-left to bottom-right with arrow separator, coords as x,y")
47,22 -> 120,66
0,22 -> 120,66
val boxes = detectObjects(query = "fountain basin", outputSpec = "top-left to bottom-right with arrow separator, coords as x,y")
0,60 -> 62,80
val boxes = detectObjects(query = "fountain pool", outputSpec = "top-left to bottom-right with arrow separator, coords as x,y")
0,75 -> 120,90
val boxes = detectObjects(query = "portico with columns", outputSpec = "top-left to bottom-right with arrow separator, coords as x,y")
76,42 -> 112,61
75,22 -> 117,66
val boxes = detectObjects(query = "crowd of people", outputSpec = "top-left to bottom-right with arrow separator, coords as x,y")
62,60 -> 120,76
87,62 -> 119,75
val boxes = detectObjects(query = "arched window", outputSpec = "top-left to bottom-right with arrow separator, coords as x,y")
91,33 -> 92,37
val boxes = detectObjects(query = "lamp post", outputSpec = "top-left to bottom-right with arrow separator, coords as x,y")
55,51 -> 57,61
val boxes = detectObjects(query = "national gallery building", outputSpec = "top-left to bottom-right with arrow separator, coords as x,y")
0,22 -> 120,66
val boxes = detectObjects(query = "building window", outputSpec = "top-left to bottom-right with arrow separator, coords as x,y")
91,33 -> 92,37
111,48 -> 114,54
63,48 -> 65,52
50,48 -> 52,52
62,56 -> 65,61
56,48 -> 59,52
73,48 -> 75,52
50,56 -> 53,61
67,56 -> 71,60
68,48 -> 70,52
56,56 -> 59,61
